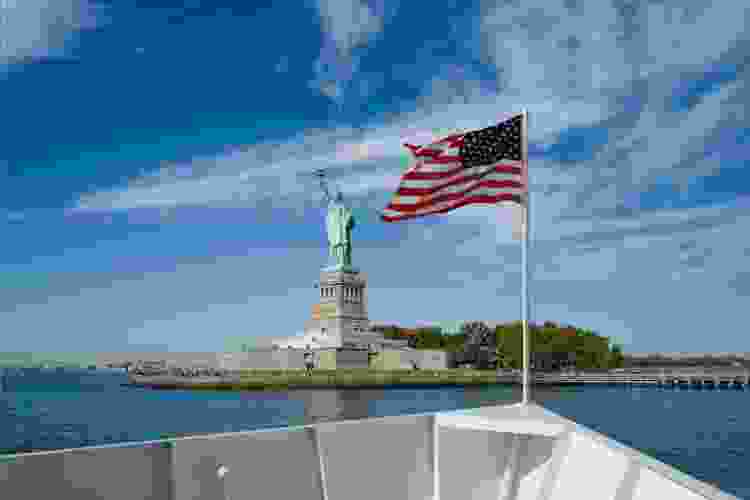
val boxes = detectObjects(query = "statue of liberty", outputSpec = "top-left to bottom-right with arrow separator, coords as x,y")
312,169 -> 356,271
326,191 -> 355,269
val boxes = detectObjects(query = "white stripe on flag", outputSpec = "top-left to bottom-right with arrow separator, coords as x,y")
404,158 -> 461,174
391,186 -> 526,208
395,175 -> 523,204
399,165 -> 522,190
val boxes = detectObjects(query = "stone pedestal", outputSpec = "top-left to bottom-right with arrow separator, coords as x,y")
305,268 -> 369,348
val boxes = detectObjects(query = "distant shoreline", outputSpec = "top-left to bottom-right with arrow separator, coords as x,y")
127,369 -> 506,390
127,368 -> 750,391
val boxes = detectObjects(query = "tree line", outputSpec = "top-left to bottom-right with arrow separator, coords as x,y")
372,320 -> 625,370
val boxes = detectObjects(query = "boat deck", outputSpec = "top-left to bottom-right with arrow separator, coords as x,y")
0,403 -> 739,500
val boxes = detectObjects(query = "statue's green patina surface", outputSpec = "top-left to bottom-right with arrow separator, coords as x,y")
325,192 -> 355,271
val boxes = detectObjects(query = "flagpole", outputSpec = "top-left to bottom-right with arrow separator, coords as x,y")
521,109 -> 531,405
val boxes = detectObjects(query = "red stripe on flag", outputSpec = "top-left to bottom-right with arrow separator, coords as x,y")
403,143 -> 420,155
399,164 -> 521,188
401,163 -> 522,181
409,150 -> 462,162
381,194 -> 523,222
434,133 -> 464,145
386,181 -> 524,212
397,178 -> 523,197
400,164 -> 464,180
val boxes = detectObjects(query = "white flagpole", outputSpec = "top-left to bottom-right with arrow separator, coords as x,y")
521,109 -> 531,405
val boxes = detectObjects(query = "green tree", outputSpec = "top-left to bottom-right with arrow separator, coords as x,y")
442,333 -> 466,352
609,344 -> 625,368
415,328 -> 443,349
495,337 -> 514,369
495,324 -> 522,368
380,325 -> 402,339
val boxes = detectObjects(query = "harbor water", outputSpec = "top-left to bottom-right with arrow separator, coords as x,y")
1,368 -> 749,498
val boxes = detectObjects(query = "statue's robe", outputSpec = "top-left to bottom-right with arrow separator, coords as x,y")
326,203 -> 355,266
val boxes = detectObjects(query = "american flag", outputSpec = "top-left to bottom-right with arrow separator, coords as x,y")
381,113 -> 527,222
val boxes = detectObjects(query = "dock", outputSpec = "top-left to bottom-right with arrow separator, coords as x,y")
528,369 -> 750,388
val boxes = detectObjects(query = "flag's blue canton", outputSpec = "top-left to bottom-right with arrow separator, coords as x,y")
460,115 -> 523,168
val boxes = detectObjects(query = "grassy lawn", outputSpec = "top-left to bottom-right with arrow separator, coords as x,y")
134,369 -> 505,390
241,368 -> 499,386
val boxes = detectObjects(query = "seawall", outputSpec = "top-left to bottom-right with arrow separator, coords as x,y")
127,369 -> 503,390
126,369 -> 750,390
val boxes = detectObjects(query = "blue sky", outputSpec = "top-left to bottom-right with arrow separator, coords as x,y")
1,0 -> 748,354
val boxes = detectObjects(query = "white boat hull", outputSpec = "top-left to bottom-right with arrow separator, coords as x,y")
0,403 -> 738,500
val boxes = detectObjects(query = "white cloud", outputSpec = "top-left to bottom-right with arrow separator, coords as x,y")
5,199 -> 747,352
0,0 -> 107,66
481,0 -> 749,98
316,0 -> 383,54
577,77 -> 745,213
310,0 -> 387,100
638,2 -> 749,74
481,1 -> 628,98
474,0 -> 750,220
1,249 -> 321,351
15,0 -> 750,353
428,199 -> 750,351
72,90 -> 605,214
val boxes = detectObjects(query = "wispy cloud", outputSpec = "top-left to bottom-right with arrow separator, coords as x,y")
72,91 -> 603,216
0,0 -> 108,66
71,0 -> 749,252
481,1 -> 748,96
310,0 -> 391,100
10,0 -> 750,352
71,0 -> 749,269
